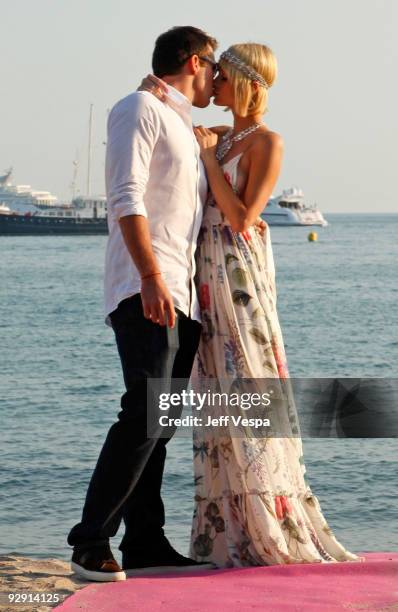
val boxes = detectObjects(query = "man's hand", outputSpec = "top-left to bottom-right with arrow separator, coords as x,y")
141,274 -> 176,328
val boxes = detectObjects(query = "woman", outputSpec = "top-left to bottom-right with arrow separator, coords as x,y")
145,43 -> 365,568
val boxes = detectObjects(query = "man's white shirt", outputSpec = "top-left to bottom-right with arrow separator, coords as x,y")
104,86 -> 208,326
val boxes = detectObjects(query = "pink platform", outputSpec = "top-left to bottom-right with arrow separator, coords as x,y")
57,552 -> 398,611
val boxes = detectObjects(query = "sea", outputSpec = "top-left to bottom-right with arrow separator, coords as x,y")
1,213 -> 397,561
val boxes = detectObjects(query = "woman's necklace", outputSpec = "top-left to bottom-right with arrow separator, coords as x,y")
216,123 -> 262,162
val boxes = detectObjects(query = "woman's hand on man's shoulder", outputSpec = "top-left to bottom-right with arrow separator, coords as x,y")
208,125 -> 231,136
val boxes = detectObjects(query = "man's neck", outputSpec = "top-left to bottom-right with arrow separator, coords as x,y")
161,75 -> 194,103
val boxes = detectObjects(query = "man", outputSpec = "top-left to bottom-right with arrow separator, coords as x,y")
67,26 -> 218,581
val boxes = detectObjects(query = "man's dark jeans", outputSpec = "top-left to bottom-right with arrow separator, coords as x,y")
67,294 -> 202,555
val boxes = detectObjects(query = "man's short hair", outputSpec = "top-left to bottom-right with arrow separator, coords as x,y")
152,26 -> 218,78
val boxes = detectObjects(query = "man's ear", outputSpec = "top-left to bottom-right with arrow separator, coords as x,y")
186,54 -> 201,76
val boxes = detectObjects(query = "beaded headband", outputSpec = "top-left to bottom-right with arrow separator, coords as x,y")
219,50 -> 270,89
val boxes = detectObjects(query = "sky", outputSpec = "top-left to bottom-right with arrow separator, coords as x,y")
1,0 -> 397,212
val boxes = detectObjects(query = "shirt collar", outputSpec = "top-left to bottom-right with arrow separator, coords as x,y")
162,82 -> 192,118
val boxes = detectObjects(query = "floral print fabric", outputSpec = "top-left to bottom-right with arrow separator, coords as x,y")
189,154 -> 365,567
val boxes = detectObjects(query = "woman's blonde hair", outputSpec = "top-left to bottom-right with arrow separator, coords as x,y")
219,43 -> 277,117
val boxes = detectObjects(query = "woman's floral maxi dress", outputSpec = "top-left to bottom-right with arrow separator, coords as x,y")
189,153 -> 365,567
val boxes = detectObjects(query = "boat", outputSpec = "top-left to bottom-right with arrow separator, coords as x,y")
0,168 -> 107,235
261,187 -> 328,226
0,167 -> 59,211
0,205 -> 108,234
0,106 -> 110,235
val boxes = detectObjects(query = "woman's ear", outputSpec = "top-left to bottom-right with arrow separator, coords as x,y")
248,83 -> 260,114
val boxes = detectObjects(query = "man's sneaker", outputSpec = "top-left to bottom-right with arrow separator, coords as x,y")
71,544 -> 126,582
122,545 -> 215,576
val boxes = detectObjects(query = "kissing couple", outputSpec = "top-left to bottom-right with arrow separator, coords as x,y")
68,25 -> 365,581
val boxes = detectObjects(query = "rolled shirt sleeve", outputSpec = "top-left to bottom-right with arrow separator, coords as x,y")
105,94 -> 160,221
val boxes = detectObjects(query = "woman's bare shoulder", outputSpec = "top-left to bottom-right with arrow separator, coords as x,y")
254,129 -> 284,149
244,130 -> 284,166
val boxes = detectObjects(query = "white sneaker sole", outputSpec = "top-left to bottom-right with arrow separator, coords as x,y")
71,561 -> 126,582
124,563 -> 216,577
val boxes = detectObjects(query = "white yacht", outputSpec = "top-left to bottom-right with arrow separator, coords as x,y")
261,187 -> 328,226
0,167 -> 59,212
0,168 -> 107,234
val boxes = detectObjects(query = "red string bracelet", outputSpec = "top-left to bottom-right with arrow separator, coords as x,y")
141,271 -> 162,280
